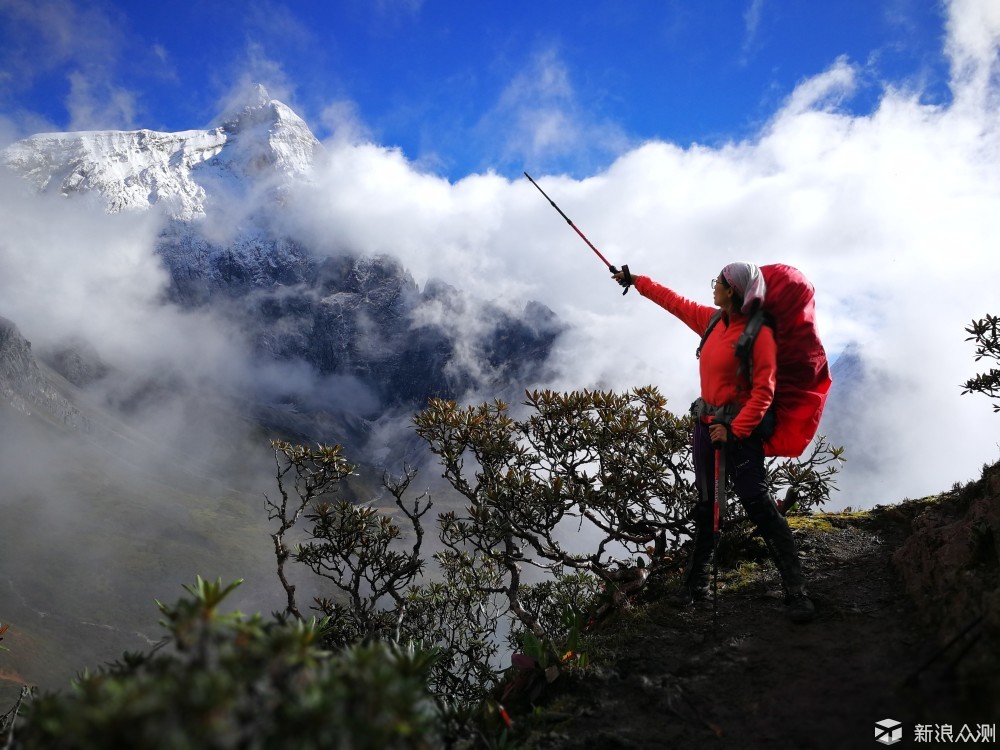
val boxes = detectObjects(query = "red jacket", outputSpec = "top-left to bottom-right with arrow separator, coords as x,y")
635,276 -> 777,439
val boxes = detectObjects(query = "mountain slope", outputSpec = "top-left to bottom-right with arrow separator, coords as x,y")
0,316 -> 281,704
0,316 -> 88,432
0,86 -> 564,704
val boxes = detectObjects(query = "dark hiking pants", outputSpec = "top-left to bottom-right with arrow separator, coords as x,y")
685,420 -> 807,594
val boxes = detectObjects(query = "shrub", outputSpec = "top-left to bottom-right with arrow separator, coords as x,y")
7,578 -> 442,750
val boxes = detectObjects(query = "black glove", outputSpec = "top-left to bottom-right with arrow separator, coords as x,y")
610,264 -> 632,295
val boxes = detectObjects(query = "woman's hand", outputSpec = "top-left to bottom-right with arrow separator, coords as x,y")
709,422 -> 729,443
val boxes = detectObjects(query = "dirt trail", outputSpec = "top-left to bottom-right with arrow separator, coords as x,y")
520,503 -> 996,750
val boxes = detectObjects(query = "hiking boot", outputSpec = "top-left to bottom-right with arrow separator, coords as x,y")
669,582 -> 710,608
785,592 -> 816,623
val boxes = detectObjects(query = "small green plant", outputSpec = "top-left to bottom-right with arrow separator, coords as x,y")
511,572 -> 602,671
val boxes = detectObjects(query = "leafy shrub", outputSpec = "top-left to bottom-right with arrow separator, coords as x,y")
269,390 -> 843,692
765,435 -> 846,514
7,577 -> 442,750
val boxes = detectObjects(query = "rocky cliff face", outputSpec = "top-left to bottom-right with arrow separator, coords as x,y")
0,317 -> 89,431
151,218 -> 563,418
892,462 -> 1000,711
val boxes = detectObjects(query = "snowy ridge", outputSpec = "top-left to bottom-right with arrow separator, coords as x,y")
1,85 -> 320,221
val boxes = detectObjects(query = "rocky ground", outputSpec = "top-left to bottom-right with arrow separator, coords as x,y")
512,462 -> 1000,750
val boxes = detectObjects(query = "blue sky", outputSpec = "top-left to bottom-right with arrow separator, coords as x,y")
0,0 -> 952,180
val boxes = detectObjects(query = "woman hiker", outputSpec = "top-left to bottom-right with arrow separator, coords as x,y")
613,263 -> 816,624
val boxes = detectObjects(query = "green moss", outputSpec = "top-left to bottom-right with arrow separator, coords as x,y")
787,514 -> 840,533
721,561 -> 765,593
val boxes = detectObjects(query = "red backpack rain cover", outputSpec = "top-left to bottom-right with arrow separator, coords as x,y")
759,264 -> 832,457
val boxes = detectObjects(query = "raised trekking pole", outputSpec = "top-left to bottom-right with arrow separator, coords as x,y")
712,437 -> 728,627
523,172 -> 631,294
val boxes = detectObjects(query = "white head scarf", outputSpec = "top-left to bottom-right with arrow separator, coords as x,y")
721,262 -> 766,314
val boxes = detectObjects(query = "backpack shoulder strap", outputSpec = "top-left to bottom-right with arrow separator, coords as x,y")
697,306 -> 776,372
696,310 -> 724,360
734,307 -> 774,374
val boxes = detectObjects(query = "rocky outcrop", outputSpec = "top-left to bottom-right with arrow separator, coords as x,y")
514,499 -> 996,749
892,462 -> 1000,709
40,338 -> 111,389
156,225 -> 318,305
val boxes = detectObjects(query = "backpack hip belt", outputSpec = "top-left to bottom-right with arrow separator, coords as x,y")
690,398 -> 739,424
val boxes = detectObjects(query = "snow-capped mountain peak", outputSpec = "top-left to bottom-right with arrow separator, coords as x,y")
211,84 -> 319,184
1,84 -> 321,221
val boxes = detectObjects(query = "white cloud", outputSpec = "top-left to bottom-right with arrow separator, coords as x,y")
66,71 -> 140,131
945,0 -> 1000,99
474,48 -> 631,176
319,99 -> 372,146
741,0 -> 766,62
0,0 -> 143,131
0,0 -> 120,77
780,56 -> 858,116
0,171 -> 249,387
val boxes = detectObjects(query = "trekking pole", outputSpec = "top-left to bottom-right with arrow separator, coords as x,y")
712,439 -> 727,627
903,614 -> 984,686
523,172 -> 631,294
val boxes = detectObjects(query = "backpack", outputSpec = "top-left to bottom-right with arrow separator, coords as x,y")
697,264 -> 832,458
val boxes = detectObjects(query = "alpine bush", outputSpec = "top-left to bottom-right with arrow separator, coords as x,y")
6,578 -> 442,750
